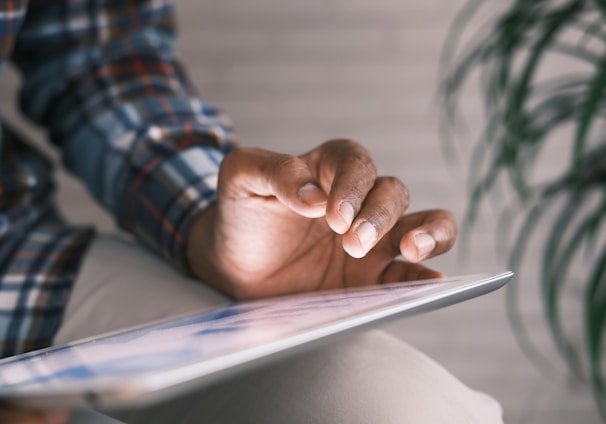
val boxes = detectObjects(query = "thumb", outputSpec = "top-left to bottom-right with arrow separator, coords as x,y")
219,147 -> 327,218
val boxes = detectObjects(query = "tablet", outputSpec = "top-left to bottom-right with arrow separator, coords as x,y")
0,271 -> 513,410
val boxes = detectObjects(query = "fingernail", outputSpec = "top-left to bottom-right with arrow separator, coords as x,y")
298,183 -> 326,206
338,201 -> 355,230
414,233 -> 436,260
355,221 -> 377,254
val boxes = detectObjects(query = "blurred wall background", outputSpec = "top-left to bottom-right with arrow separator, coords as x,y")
0,0 -> 600,422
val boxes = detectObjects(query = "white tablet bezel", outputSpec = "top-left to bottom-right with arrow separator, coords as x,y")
0,272 -> 513,410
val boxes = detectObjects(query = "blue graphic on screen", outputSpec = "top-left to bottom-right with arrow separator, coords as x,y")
0,280 -> 452,392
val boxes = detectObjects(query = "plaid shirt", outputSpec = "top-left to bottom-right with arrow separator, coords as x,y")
0,0 -> 235,358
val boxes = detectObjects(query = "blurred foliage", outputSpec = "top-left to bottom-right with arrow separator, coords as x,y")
441,0 -> 606,420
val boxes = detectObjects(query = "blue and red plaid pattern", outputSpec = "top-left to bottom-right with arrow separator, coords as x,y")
0,0 -> 235,358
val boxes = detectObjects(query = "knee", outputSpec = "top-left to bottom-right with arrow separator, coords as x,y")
247,330 -> 504,423
114,331 -> 503,424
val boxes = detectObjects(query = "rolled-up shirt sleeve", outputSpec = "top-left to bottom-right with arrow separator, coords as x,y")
10,0 -> 236,271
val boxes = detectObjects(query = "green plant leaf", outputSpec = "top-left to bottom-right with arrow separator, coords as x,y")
576,11 -> 606,46
441,0 -> 606,420
439,0 -> 486,83
507,201 -> 562,378
500,2 -> 584,187
586,238 -> 606,420
543,189 -> 606,380
593,0 -> 606,22
573,55 -> 606,171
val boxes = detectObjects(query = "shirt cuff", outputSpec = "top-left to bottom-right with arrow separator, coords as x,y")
123,143 -> 230,272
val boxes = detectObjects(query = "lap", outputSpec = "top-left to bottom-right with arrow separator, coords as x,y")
58,233 -> 502,424
54,233 -> 230,345
113,330 -> 502,424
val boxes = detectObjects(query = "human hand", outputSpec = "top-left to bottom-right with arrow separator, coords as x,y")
187,139 -> 457,299
0,404 -> 71,424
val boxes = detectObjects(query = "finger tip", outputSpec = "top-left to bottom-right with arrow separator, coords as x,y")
347,250 -> 366,259
326,204 -> 353,235
399,241 -> 420,263
299,205 -> 327,219
401,232 -> 436,262
414,232 -> 437,259
343,239 -> 366,259
297,183 -> 327,206
327,218 -> 349,235
401,253 -> 419,263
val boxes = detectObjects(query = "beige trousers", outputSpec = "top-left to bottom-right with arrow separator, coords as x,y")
55,234 -> 503,424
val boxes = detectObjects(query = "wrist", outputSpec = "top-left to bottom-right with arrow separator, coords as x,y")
185,203 -> 233,294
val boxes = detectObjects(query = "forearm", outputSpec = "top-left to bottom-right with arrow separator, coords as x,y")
11,0 -> 236,270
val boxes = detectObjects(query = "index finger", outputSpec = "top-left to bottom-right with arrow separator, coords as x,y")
302,139 -> 379,234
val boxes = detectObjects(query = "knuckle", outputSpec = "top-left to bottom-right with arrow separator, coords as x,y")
432,208 -> 457,226
341,182 -> 365,200
323,138 -> 360,151
381,176 -> 406,191
399,180 -> 410,200
443,208 -> 457,223
268,154 -> 305,191
378,176 -> 410,206
374,205 -> 392,228
273,154 -> 300,173
351,149 -> 377,178
325,139 -> 377,178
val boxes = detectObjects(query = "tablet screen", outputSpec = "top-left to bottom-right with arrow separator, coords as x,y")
0,272 -> 512,408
